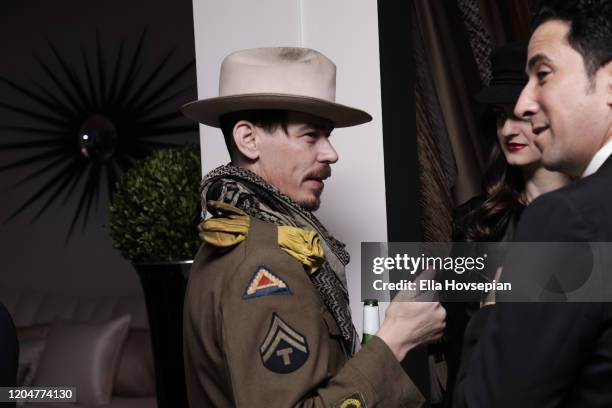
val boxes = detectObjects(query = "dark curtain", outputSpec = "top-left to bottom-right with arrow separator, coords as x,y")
414,0 -> 534,243
413,7 -> 456,244
413,0 -> 488,243
479,0 -> 535,44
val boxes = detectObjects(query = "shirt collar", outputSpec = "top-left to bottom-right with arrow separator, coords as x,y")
581,139 -> 612,178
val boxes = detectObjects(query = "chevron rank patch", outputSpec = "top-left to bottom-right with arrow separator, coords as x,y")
332,393 -> 367,408
242,264 -> 292,300
260,313 -> 309,374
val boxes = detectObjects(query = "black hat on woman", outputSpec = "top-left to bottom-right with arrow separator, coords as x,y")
475,42 -> 528,105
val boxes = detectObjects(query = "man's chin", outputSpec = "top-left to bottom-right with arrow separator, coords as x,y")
542,154 -> 571,174
541,155 -> 559,170
296,195 -> 321,212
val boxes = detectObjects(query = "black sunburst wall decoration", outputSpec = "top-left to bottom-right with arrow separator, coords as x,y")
0,28 -> 198,240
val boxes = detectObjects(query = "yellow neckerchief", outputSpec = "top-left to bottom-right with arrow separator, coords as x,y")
277,226 -> 325,274
199,200 -> 325,274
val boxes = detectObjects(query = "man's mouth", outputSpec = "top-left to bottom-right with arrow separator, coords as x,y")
305,179 -> 324,189
304,177 -> 327,190
532,124 -> 550,136
304,168 -> 331,187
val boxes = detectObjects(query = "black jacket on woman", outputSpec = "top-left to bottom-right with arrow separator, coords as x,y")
444,195 -> 524,408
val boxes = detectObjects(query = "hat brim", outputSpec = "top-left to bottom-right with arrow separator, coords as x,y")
474,84 -> 524,105
181,93 -> 372,128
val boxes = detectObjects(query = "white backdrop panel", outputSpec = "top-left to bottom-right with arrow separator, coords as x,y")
192,0 -> 388,333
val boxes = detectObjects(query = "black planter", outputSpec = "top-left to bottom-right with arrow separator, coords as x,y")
133,261 -> 192,408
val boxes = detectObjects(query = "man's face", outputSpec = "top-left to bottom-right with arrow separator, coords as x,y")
514,20 -> 612,177
254,112 -> 338,211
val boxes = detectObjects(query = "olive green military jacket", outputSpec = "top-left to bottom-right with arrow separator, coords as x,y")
184,208 -> 424,407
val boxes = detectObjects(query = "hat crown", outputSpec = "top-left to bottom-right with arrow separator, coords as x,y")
475,42 -> 528,105
219,47 -> 337,102
488,43 -> 528,86
181,46 -> 372,128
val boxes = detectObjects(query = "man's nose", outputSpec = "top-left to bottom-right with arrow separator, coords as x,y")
318,138 -> 339,164
514,83 -> 539,120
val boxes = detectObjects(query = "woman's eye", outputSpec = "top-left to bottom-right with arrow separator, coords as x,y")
495,111 -> 507,122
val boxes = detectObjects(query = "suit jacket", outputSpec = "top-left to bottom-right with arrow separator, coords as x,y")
456,156 -> 612,408
183,204 -> 424,408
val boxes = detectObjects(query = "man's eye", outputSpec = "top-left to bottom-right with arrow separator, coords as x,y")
536,70 -> 550,82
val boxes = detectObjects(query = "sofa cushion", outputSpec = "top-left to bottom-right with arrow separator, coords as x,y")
16,324 -> 51,342
17,338 -> 45,386
33,314 -> 131,406
16,324 -> 50,386
114,329 -> 156,397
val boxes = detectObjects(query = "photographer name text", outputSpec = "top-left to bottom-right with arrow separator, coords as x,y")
372,279 -> 511,292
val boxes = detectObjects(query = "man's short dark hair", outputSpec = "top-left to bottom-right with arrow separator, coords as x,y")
219,110 -> 289,162
533,0 -> 612,79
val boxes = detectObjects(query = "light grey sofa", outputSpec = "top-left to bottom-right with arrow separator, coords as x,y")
0,286 -> 157,408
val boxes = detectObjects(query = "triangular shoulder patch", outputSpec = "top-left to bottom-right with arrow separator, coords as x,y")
242,264 -> 292,300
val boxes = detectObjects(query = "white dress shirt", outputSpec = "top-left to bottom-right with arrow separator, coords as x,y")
581,139 -> 612,178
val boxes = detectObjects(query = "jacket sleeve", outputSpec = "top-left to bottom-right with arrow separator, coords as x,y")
457,192 -> 601,408
218,244 -> 424,407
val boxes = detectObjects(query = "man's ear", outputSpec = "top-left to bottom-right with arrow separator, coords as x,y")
604,62 -> 612,106
233,120 -> 259,160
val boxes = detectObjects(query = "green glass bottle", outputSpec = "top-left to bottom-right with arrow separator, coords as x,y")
361,299 -> 380,345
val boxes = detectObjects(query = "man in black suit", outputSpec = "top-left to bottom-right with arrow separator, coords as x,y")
456,1 -> 612,407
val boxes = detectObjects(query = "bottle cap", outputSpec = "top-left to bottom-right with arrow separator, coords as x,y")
363,298 -> 378,307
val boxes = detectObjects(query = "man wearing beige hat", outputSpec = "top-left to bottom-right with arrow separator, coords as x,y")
182,47 -> 445,408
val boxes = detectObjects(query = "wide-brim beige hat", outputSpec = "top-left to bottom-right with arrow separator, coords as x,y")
182,47 -> 372,128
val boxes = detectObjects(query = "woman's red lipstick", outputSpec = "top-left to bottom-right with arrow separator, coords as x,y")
506,142 -> 527,152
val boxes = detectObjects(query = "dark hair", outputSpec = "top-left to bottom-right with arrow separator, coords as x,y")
533,0 -> 612,78
219,110 -> 289,162
464,133 -> 524,242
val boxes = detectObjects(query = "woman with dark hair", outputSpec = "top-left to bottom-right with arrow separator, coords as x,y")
443,43 -> 569,407
454,43 -> 569,244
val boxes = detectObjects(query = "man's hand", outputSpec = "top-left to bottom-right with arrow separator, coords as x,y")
376,269 -> 446,361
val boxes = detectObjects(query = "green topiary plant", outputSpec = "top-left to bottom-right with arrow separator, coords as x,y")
109,145 -> 202,262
